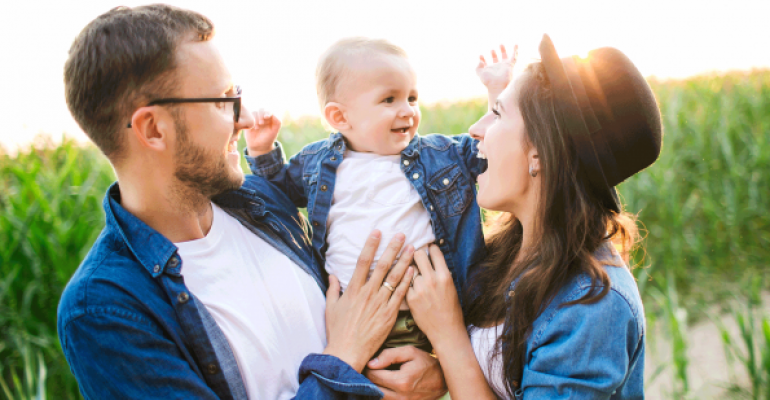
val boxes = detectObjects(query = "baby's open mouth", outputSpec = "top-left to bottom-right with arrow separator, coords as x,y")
391,127 -> 410,133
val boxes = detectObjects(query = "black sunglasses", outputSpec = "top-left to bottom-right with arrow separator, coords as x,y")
127,86 -> 242,128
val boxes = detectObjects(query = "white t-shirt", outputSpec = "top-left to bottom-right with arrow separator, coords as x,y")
325,150 -> 436,294
176,204 -> 327,400
470,324 -> 508,399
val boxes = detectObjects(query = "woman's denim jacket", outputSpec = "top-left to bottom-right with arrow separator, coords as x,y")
502,244 -> 646,399
246,132 -> 487,295
57,179 -> 385,399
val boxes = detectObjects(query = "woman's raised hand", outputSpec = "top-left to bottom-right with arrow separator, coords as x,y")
323,231 -> 415,372
475,44 -> 519,92
406,245 -> 466,351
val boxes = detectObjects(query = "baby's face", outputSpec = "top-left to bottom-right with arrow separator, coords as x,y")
337,55 -> 420,155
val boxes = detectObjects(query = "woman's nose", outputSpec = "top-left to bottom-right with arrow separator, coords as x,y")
469,112 -> 493,140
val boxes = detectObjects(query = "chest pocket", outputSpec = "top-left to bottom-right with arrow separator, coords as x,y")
427,165 -> 472,218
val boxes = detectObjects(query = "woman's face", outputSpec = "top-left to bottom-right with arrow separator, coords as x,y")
471,74 -> 539,215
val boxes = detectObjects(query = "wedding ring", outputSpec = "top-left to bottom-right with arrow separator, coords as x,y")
382,281 -> 395,292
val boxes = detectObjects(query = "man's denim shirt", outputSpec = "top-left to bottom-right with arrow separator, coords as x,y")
500,244 -> 646,400
57,179 -> 385,400
246,132 -> 487,295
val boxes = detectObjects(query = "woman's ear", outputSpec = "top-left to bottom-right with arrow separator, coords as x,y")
324,102 -> 351,132
129,106 -> 170,152
529,149 -> 540,176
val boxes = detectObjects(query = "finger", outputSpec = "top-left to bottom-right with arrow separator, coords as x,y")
491,50 -> 499,63
512,44 -> 519,63
383,245 -> 413,287
348,230 -> 382,293
412,247 -> 434,278
500,44 -> 508,60
257,108 -> 265,125
479,55 -> 487,65
427,245 -> 450,275
368,233 -> 406,289
326,275 -> 340,307
367,346 -> 417,370
388,266 -> 414,309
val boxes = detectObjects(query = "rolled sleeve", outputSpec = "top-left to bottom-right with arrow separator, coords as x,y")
518,289 -> 644,400
296,354 -> 383,399
245,142 -> 286,178
454,134 -> 487,180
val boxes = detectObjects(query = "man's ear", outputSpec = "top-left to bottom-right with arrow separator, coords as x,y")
129,106 -> 172,152
324,102 -> 350,132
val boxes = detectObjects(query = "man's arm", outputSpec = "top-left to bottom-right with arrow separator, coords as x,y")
61,311 -> 221,399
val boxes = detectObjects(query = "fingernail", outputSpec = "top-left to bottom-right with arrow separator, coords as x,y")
265,113 -> 271,118
371,231 -> 381,238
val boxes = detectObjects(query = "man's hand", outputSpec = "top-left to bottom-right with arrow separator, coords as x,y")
475,44 -> 518,93
245,109 -> 281,156
365,346 -> 447,400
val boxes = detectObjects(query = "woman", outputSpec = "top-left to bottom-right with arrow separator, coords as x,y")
396,35 -> 662,399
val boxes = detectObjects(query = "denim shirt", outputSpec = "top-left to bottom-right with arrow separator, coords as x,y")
57,178 -> 384,400
246,132 -> 487,295
503,244 -> 646,400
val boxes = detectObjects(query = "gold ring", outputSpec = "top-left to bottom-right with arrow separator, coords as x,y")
382,282 -> 395,292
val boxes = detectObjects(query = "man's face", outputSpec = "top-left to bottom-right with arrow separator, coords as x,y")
169,39 -> 253,198
337,55 -> 420,155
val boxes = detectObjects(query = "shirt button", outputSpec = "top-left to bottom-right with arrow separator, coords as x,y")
439,238 -> 445,245
403,160 -> 410,166
508,290 -> 515,298
153,265 -> 160,273
443,178 -> 450,186
336,145 -> 342,151
313,221 -> 319,227
207,363 -> 218,374
412,173 -> 419,180
177,292 -> 190,304
320,185 -> 328,191
167,257 -> 179,268
331,156 -> 337,161
429,204 -> 434,211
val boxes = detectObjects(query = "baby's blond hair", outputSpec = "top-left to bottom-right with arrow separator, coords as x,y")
316,37 -> 408,111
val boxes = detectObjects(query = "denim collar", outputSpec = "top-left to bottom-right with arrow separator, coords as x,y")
328,131 -> 421,157
104,182 -> 268,278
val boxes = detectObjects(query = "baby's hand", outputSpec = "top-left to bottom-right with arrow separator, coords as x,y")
475,44 -> 518,92
245,109 -> 282,156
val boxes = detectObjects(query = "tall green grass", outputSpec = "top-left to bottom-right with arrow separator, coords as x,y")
1,70 -> 768,398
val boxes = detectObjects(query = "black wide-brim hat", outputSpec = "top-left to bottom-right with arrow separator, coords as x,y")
538,34 -> 663,212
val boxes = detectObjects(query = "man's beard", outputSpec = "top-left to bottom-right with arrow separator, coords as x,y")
172,114 -> 243,207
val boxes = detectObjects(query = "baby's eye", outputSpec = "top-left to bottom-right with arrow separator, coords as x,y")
408,96 -> 418,103
383,97 -> 395,104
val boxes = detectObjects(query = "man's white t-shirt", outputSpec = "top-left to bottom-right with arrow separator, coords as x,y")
175,204 -> 327,400
325,151 -> 435,294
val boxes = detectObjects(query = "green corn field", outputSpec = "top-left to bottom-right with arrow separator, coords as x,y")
1,70 -> 768,399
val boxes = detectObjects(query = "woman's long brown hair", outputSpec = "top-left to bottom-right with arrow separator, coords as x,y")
461,62 -> 640,398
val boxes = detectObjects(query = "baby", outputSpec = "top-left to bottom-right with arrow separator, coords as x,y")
245,37 -> 505,353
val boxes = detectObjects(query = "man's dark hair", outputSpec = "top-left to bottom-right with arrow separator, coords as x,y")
64,4 -> 214,160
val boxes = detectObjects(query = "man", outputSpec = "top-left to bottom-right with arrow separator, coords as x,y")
58,4 -> 444,399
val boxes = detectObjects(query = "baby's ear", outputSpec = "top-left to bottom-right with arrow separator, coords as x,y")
324,102 -> 350,131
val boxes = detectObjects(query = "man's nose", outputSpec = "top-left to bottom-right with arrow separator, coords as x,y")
235,105 -> 256,131
469,112 -> 493,140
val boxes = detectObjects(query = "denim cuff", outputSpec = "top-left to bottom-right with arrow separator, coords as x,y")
298,354 -> 383,397
244,142 -> 285,177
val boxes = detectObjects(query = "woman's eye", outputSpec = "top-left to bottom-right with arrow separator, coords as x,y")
383,97 -> 395,104
492,108 -> 500,118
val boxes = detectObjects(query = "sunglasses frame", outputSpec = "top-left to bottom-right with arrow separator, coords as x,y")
127,86 -> 242,128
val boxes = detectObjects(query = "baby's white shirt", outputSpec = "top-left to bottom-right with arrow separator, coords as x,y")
325,150 -> 435,295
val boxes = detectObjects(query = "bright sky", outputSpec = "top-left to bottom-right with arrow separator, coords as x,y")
2,0 -> 769,151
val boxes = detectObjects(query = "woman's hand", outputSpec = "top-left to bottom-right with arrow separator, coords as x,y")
406,245 -> 466,351
475,44 -> 518,93
323,231 -> 415,372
